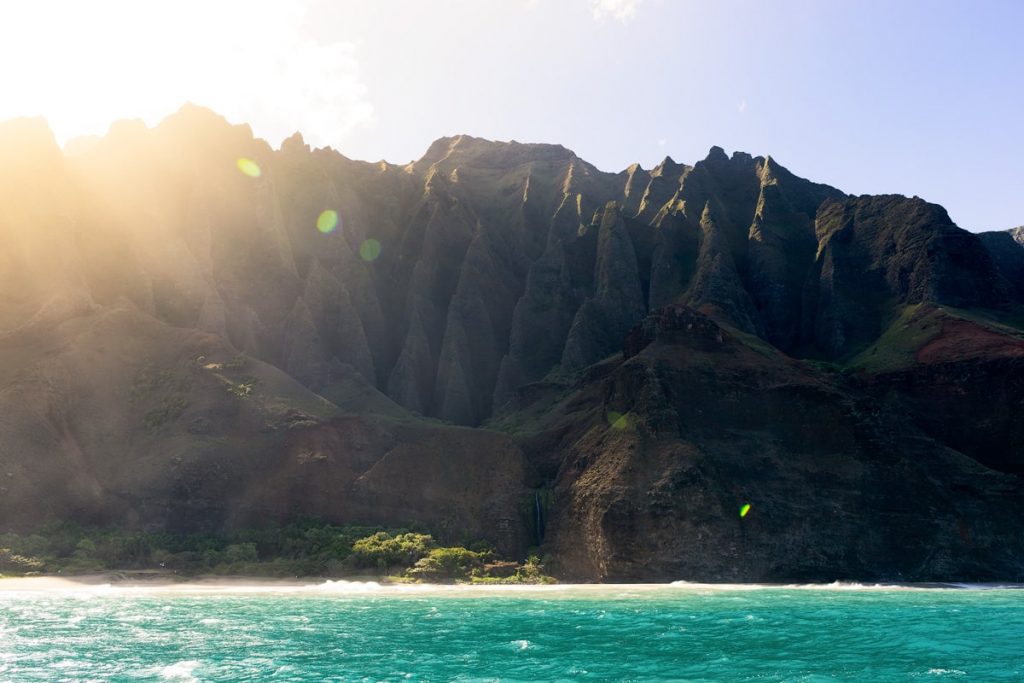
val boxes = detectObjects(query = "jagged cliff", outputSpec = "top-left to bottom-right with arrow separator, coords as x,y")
1,105 -> 1022,580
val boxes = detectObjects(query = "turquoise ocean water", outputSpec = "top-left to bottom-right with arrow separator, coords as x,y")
1,582 -> 1022,681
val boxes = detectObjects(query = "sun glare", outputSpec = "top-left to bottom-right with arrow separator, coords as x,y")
0,1 -> 372,150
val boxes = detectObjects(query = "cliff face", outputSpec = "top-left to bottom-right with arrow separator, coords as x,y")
1,106 -> 1022,580
529,305 -> 1024,581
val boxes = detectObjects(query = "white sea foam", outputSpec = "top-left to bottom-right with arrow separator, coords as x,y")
65,583 -> 114,599
1,576 -> 1020,598
305,580 -> 383,593
666,580 -> 990,592
159,660 -> 200,682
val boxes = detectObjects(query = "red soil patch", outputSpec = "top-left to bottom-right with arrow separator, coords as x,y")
916,317 -> 1024,364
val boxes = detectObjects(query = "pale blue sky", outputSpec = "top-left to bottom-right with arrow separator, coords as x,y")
2,0 -> 1021,231
318,0 -> 1023,232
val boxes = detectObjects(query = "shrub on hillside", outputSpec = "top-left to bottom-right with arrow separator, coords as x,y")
407,547 -> 485,580
350,532 -> 436,570
0,548 -> 45,573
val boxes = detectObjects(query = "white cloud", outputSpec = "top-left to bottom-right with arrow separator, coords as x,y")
0,1 -> 373,149
591,0 -> 644,22
738,99 -> 748,114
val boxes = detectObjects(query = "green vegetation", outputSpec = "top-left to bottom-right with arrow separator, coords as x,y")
130,367 -> 188,400
130,366 -> 191,430
843,302 -> 1024,373
718,322 -> 781,360
0,523 -> 555,583
223,377 -> 258,399
142,394 -> 188,429
350,531 -> 435,571
469,556 -> 556,585
842,303 -> 1024,374
408,546 -> 484,580
846,304 -> 942,372
0,548 -> 44,574
484,374 -> 576,437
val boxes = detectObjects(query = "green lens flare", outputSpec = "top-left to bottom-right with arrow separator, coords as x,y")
740,503 -> 751,518
317,209 -> 339,233
236,157 -> 261,178
359,238 -> 382,262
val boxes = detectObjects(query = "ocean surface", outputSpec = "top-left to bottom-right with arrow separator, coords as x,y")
1,581 -> 1022,682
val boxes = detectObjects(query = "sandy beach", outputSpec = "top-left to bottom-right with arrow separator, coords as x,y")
0,572 -> 315,593
0,573 -> 657,595
2,573 -> 1017,596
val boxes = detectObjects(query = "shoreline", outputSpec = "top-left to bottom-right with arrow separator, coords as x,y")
1,572 -> 1022,595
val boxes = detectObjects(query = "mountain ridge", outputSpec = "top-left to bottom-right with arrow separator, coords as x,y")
1,105 -> 1022,581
